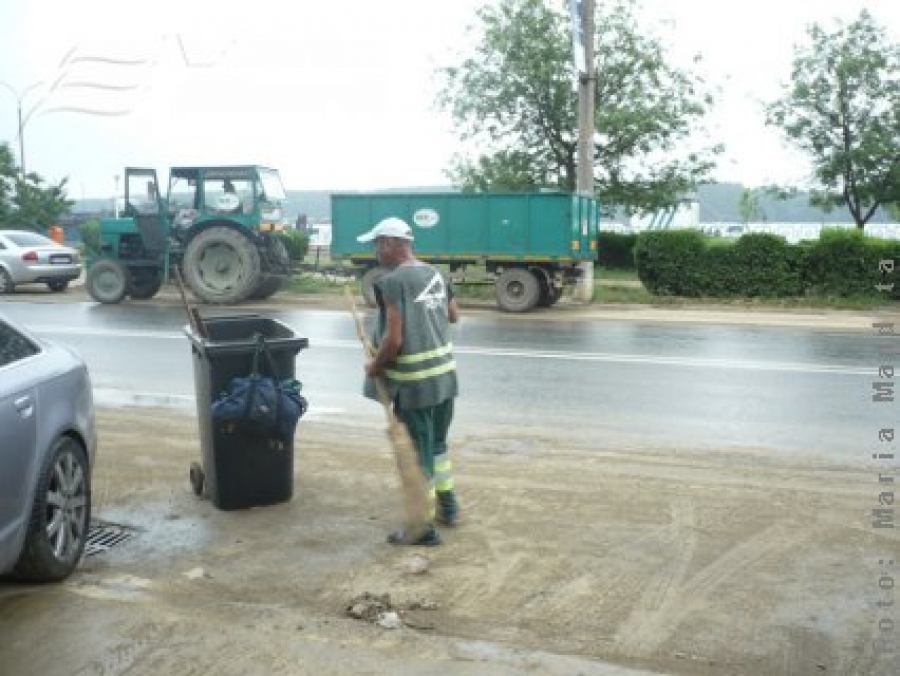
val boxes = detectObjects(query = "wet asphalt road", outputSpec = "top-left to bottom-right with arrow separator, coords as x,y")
0,300 -> 885,460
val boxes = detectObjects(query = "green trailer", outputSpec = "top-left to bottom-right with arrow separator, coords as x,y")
331,191 -> 599,312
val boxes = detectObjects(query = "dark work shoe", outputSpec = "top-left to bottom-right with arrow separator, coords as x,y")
436,491 -> 459,527
386,527 -> 441,546
436,511 -> 458,527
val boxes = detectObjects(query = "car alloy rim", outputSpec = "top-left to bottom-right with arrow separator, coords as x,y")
46,449 -> 88,559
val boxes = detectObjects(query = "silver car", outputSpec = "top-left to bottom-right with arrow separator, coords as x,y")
0,313 -> 97,581
0,229 -> 83,294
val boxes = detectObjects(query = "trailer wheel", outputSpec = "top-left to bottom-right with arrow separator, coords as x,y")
536,272 -> 563,307
495,268 -> 540,312
86,259 -> 129,304
183,226 -> 261,304
545,285 -> 563,306
361,266 -> 388,308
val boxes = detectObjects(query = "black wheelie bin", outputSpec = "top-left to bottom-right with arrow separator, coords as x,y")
185,314 -> 309,510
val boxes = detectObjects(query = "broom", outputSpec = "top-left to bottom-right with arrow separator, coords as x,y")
173,266 -> 208,339
344,286 -> 431,540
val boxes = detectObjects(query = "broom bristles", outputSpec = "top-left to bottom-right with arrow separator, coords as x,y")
345,287 -> 432,538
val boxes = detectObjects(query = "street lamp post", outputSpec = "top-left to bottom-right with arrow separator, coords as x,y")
0,79 -> 43,175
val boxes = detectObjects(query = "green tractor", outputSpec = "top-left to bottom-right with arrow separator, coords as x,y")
86,165 -> 292,304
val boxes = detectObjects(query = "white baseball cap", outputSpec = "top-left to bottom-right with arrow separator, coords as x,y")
356,217 -> 414,242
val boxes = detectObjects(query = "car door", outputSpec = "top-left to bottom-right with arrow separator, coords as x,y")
0,320 -> 40,563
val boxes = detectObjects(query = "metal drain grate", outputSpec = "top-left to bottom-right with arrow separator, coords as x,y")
85,521 -> 136,557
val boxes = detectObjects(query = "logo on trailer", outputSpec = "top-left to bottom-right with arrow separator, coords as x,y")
413,208 -> 440,228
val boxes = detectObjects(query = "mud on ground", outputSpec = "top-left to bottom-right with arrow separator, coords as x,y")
0,407 -> 897,676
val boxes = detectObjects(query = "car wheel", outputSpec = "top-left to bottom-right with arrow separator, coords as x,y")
12,437 -> 92,582
47,279 -> 70,292
0,268 -> 14,294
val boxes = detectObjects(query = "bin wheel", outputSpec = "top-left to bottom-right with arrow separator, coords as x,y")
190,462 -> 205,497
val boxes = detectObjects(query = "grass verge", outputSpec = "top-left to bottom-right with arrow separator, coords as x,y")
283,264 -> 888,311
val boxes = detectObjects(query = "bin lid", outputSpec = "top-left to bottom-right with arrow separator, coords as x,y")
184,314 -> 309,356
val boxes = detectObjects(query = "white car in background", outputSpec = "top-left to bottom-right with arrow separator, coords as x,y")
0,229 -> 82,294
0,313 -> 97,581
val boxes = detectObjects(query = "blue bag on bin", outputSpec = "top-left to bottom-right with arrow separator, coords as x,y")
211,333 -> 308,441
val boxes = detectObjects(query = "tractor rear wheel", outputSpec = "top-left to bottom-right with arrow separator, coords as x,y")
248,275 -> 286,300
129,270 -> 163,300
183,227 -> 261,304
86,259 -> 129,304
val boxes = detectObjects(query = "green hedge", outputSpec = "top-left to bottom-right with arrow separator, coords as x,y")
78,220 -> 102,256
800,229 -> 900,297
635,228 -> 899,299
277,230 -> 309,262
634,230 -> 706,296
597,232 -> 638,269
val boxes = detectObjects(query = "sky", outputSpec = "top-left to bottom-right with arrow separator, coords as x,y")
0,0 -> 898,200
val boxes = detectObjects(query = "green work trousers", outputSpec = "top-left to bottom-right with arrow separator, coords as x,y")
394,398 -> 455,490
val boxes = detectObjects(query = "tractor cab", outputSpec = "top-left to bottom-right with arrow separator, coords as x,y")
167,166 -> 287,238
123,168 -> 168,259
87,165 -> 292,305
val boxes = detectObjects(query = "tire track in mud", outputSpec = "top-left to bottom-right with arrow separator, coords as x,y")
614,498 -> 697,653
616,520 -> 814,656
445,489 -> 553,614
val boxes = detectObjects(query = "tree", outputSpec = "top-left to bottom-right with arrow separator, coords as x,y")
0,141 -> 74,229
767,10 -> 900,229
436,0 -> 721,214
738,188 -> 765,224
0,143 -> 16,225
888,202 -> 900,222
13,173 -> 74,229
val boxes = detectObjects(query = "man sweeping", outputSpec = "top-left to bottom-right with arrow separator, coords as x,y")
358,217 -> 460,546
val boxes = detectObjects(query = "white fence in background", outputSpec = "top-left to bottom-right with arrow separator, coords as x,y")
600,221 -> 900,243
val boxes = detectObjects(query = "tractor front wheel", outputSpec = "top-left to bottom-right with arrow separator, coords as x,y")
86,259 -> 129,304
183,227 -> 261,304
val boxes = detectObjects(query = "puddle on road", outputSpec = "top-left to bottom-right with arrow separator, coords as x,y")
93,389 -> 195,411
68,574 -> 154,603
458,437 -> 547,456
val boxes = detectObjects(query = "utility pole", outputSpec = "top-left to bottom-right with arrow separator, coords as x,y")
0,80 -> 43,176
575,0 -> 596,301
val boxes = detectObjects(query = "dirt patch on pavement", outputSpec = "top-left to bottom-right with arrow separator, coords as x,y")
1,406 -> 896,675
